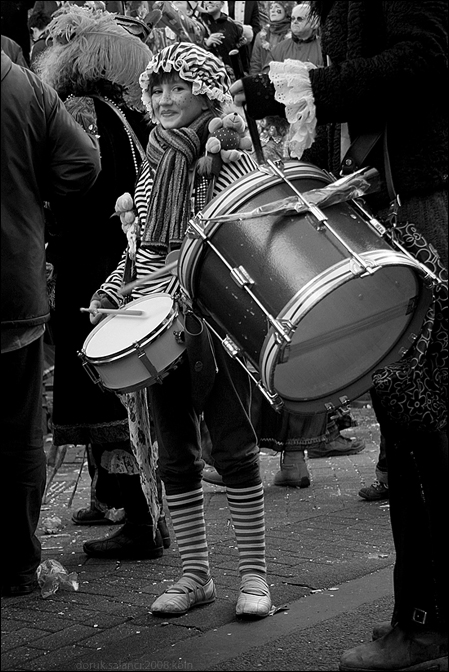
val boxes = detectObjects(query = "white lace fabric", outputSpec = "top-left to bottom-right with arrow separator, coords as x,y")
268,59 -> 317,159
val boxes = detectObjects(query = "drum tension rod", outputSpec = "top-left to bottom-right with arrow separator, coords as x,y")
206,322 -> 284,411
267,160 -> 378,277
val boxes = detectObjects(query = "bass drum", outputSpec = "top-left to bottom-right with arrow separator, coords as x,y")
178,160 -> 433,413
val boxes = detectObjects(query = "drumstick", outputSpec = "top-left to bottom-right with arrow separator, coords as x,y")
118,259 -> 178,296
80,307 -> 144,316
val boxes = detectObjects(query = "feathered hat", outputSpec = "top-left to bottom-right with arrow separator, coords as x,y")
40,5 -> 152,107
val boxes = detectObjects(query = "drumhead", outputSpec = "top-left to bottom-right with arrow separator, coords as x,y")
262,257 -> 432,411
84,294 -> 174,359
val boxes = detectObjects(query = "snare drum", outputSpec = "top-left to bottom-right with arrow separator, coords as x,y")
178,161 -> 433,413
79,294 -> 185,393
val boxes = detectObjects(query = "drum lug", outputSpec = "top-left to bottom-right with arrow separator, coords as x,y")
349,257 -> 377,277
325,402 -> 335,411
256,383 -> 284,411
173,330 -> 185,345
186,214 -> 208,240
133,342 -> 163,384
230,265 -> 255,288
273,319 -> 295,345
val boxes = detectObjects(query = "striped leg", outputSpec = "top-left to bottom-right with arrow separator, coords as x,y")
150,488 -> 215,615
226,483 -> 271,617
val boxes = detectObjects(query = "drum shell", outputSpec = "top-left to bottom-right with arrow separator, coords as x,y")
179,161 -> 433,413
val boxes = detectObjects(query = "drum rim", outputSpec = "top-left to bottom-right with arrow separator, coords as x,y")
260,251 -> 434,411
82,294 -> 179,363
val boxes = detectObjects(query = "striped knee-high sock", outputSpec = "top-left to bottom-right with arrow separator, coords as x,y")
226,484 -> 267,577
165,488 -> 210,581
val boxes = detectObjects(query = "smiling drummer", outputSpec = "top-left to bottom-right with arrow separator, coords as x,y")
88,42 -> 275,619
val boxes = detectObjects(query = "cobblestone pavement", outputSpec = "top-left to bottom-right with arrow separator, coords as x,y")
2,403 -> 395,671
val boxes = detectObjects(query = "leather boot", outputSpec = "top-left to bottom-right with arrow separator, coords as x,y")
339,623 -> 448,671
273,451 -> 310,488
372,621 -> 393,640
83,522 -> 164,559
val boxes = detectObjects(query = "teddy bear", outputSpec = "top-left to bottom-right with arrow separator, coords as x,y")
197,112 -> 253,178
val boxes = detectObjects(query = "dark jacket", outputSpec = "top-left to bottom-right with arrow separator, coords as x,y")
48,95 -> 151,444
201,12 -> 244,69
1,53 -> 100,329
243,2 -> 448,206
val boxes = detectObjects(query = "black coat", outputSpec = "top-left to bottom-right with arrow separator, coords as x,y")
49,98 -> 151,444
1,54 -> 100,330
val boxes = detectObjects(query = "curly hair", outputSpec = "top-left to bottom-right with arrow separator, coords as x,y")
35,5 -> 152,108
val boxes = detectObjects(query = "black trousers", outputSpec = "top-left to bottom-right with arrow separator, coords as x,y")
371,390 -> 448,630
1,336 -> 47,587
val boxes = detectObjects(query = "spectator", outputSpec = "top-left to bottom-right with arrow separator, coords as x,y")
28,9 -> 52,69
225,0 -> 261,73
1,1 -> 35,64
200,1 -> 247,79
32,1 -> 66,20
358,435 -> 389,501
250,1 -> 296,75
1,50 -> 100,597
267,1 -> 323,70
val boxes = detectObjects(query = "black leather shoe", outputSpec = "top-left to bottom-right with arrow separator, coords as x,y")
2,579 -> 38,597
83,522 -> 164,559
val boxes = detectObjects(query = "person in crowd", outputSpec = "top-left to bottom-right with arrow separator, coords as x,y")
224,0 -> 261,73
231,2 -> 447,670
1,1 -> 35,64
28,9 -> 52,69
1,49 -> 100,597
250,0 -> 296,75
267,1 -> 322,69
200,1 -> 248,79
32,1 -> 66,20
257,0 -> 270,26
89,42 -> 272,619
358,435 -> 389,501
36,5 -> 170,559
1,34 -> 29,67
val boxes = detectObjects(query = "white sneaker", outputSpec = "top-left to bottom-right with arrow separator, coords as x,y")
236,574 -> 272,618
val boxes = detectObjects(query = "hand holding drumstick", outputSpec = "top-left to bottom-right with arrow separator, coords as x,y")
80,302 -> 144,325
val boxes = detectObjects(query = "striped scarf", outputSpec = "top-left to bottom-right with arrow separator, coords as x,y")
141,111 -> 214,253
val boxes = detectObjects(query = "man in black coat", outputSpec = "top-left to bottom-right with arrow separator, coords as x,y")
1,53 -> 100,596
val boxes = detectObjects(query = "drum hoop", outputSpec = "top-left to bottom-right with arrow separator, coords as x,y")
83,303 -> 179,364
260,250 -> 432,403
179,162 -> 331,296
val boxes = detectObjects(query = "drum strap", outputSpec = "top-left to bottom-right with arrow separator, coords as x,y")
340,126 -> 398,204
